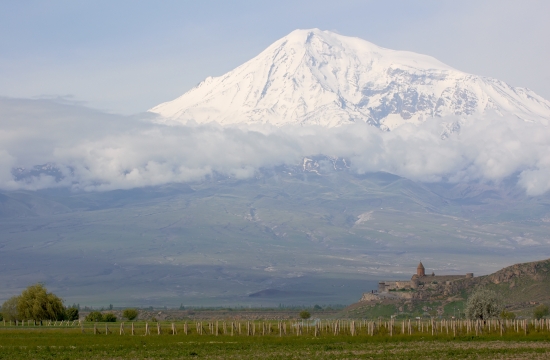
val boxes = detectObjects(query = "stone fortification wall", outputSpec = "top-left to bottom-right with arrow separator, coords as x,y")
378,280 -> 412,292
417,275 -> 469,283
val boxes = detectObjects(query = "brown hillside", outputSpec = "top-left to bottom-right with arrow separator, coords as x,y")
474,258 -> 550,306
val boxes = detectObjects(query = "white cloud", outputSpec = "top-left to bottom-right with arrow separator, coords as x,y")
1,98 -> 550,195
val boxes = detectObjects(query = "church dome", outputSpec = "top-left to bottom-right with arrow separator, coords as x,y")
417,261 -> 425,277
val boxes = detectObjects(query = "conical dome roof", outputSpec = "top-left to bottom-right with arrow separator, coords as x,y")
417,261 -> 425,270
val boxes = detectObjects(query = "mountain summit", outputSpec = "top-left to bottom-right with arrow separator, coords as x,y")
150,29 -> 550,129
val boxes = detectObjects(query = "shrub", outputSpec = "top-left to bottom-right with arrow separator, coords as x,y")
17,284 -> 65,321
85,311 -> 103,322
465,288 -> 502,320
103,313 -> 117,322
122,308 -> 138,320
500,310 -> 516,320
66,307 -> 79,321
299,310 -> 311,319
534,304 -> 549,319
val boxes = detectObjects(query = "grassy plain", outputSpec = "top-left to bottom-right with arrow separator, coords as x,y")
1,327 -> 550,359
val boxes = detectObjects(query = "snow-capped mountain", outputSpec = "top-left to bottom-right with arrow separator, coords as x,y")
149,29 -> 550,130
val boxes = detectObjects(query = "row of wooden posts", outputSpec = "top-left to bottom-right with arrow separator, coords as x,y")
4,320 -> 80,327
73,318 -> 550,336
5,318 -> 550,337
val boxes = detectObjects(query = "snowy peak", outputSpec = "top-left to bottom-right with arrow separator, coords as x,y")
149,29 -> 550,129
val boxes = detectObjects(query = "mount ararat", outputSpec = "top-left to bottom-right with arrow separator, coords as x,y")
150,29 -> 550,129
2,30 -> 550,307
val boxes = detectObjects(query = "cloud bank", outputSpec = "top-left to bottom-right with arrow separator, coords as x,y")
1,98 -> 550,195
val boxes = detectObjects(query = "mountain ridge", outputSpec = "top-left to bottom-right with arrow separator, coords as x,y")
150,29 -> 550,129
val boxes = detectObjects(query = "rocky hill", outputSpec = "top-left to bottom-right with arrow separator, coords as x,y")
474,258 -> 550,306
345,258 -> 550,318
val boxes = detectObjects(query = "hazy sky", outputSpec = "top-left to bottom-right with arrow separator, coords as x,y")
1,0 -> 549,114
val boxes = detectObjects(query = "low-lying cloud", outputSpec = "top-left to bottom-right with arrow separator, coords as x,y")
1,97 -> 550,195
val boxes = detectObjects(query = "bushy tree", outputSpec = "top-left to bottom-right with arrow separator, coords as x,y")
533,304 -> 549,319
17,284 -> 65,321
66,307 -> 79,321
122,308 -> 138,320
299,310 -> 311,319
103,313 -> 117,322
500,310 -> 516,320
465,288 -> 502,320
1,296 -> 20,321
85,311 -> 103,322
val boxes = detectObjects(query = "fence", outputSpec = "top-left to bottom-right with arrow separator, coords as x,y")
2,318 -> 549,337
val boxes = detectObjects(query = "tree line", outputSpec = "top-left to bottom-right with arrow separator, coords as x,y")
1,284 -> 77,321
464,288 -> 548,320
0,283 -> 142,323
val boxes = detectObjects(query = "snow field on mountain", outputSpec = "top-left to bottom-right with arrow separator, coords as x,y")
150,29 -> 550,128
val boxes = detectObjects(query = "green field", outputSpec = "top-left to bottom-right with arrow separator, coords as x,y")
1,320 -> 550,359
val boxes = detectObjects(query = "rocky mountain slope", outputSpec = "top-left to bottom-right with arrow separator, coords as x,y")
150,29 -> 550,129
475,258 -> 550,306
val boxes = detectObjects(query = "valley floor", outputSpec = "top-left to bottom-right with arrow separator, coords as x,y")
0,329 -> 549,359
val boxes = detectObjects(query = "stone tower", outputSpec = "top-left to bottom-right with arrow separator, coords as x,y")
417,261 -> 425,277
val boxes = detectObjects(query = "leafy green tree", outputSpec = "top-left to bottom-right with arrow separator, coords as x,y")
533,304 -> 549,319
85,311 -> 103,322
103,313 -> 117,322
313,304 -> 322,311
465,288 -> 502,320
500,310 -> 516,320
1,296 -> 20,321
122,308 -> 138,320
66,307 -> 79,321
299,310 -> 311,319
17,284 -> 65,321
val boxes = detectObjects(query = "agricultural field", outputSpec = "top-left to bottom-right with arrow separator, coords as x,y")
1,319 -> 550,359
